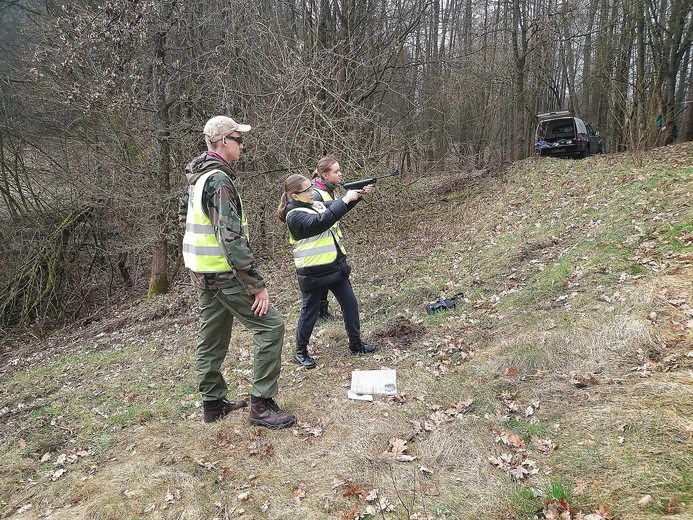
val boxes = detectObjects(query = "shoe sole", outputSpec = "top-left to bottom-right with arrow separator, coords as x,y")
249,419 -> 296,429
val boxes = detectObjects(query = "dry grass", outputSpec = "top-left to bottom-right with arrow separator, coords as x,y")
1,143 -> 692,519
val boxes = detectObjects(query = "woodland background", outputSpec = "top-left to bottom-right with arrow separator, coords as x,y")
0,0 -> 692,328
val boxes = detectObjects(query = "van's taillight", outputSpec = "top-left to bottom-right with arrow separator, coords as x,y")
577,135 -> 582,144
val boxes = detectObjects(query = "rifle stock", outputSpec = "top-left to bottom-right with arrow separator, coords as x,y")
341,170 -> 399,190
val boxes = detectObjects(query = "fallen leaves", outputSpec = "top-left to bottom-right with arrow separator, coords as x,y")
425,337 -> 476,376
381,437 -> 416,462
44,448 -> 91,481
247,439 -> 274,457
419,483 -> 440,497
409,397 -> 475,441
685,424 -> 693,439
535,438 -> 558,453
333,480 -> 397,518
637,494 -> 653,508
488,452 -> 539,480
498,390 -> 521,414
543,500 -> 623,520
444,397 -> 474,415
292,420 -> 325,438
50,468 -> 67,481
292,482 -> 306,505
15,504 -> 33,515
487,414 -> 560,481
485,391 -> 554,481
665,495 -> 684,514
418,465 -> 434,476
164,489 -> 179,504
489,426 -> 526,451
543,498 -> 574,519
570,372 -> 599,388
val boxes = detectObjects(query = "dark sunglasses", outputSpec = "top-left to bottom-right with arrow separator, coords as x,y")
225,135 -> 244,145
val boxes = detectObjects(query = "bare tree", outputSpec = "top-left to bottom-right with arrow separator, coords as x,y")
1,0 -> 691,327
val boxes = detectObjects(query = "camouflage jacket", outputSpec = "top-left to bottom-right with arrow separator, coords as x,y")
179,152 -> 266,293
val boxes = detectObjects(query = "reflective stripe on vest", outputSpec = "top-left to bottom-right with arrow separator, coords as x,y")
286,202 -> 345,268
182,170 -> 249,273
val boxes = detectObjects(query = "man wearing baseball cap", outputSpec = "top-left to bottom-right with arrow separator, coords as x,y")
180,115 -> 296,429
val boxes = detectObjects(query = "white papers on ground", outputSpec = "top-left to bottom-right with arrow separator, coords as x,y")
348,369 -> 397,400
347,391 -> 373,401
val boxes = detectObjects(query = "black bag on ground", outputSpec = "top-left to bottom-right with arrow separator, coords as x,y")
425,292 -> 463,315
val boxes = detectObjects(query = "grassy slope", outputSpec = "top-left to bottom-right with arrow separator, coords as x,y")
1,143 -> 692,520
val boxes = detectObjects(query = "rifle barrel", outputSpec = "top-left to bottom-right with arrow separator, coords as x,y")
340,170 -> 399,189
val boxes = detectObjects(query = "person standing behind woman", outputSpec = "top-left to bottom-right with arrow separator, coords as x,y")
311,157 -> 343,321
665,121 -> 678,145
277,174 -> 377,369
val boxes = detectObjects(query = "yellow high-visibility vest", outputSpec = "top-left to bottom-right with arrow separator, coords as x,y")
311,184 -> 346,248
313,185 -> 334,202
287,202 -> 345,268
182,170 -> 249,273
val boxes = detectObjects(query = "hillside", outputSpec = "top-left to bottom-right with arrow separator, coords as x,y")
1,143 -> 692,520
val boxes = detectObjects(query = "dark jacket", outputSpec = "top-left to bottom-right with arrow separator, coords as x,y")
284,198 -> 357,292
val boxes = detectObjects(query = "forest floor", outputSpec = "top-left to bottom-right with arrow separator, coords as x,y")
1,143 -> 693,520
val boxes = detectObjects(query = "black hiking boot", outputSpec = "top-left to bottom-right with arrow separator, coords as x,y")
292,346 -> 317,369
349,340 -> 377,355
318,300 -> 335,321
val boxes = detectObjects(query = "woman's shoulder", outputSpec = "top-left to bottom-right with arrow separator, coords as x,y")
285,200 -> 314,216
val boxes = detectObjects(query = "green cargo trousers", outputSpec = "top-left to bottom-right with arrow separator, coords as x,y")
195,286 -> 285,401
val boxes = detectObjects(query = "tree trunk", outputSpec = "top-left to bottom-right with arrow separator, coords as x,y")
147,0 -> 173,298
684,68 -> 693,142
148,239 -> 169,298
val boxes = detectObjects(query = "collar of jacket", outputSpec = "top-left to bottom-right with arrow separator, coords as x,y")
185,152 -> 236,185
314,178 -> 338,192
206,151 -> 236,174
286,199 -> 314,212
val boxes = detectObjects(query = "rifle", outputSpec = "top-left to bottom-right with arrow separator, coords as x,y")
340,170 -> 400,190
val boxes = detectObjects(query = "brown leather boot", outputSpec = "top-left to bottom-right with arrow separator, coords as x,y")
203,398 -> 247,423
249,395 -> 296,429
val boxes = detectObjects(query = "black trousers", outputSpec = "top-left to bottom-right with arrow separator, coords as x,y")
319,287 -> 330,312
296,277 -> 360,349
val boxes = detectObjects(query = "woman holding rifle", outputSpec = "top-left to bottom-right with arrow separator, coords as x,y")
310,157 -> 343,321
277,171 -> 377,369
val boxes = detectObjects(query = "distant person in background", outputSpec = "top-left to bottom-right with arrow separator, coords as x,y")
665,121 -> 678,145
180,115 -> 296,429
277,173 -> 377,369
